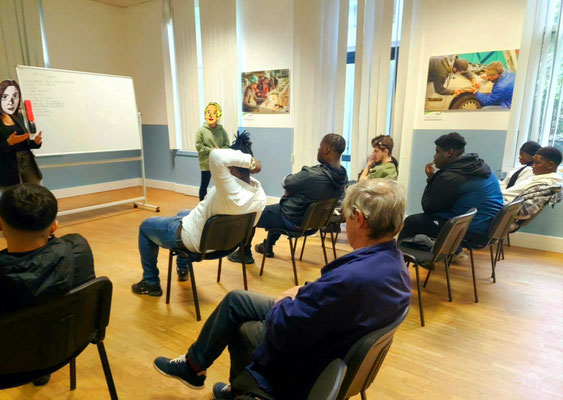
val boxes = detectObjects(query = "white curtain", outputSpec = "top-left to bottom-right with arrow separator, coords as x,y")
293,0 -> 349,172
350,0 -> 394,178
0,0 -> 44,80
199,0 -> 238,141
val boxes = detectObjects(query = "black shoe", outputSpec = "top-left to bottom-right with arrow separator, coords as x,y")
213,382 -> 234,400
255,242 -> 274,258
227,251 -> 255,265
177,268 -> 189,282
132,280 -> 163,297
154,354 -> 206,390
32,374 -> 51,386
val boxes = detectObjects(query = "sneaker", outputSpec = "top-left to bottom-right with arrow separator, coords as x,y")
177,268 -> 189,282
153,354 -> 206,390
213,382 -> 234,400
255,242 -> 274,258
227,251 -> 255,265
32,374 -> 51,386
131,280 -> 163,297
452,251 -> 469,263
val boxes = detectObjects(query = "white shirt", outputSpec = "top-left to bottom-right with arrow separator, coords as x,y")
502,172 -> 563,203
181,149 -> 267,252
499,165 -> 534,191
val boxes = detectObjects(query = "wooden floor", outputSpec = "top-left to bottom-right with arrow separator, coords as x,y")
1,187 -> 562,400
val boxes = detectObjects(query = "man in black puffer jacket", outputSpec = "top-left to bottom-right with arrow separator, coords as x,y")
229,134 -> 348,263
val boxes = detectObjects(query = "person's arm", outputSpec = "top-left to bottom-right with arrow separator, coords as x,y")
0,131 -> 31,153
220,128 -> 230,149
474,78 -> 511,107
432,74 -> 454,95
421,172 -> 459,214
28,131 -> 42,149
195,128 -> 215,157
209,148 -> 253,196
282,167 -> 311,193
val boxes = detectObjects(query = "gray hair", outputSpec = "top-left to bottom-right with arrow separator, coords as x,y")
342,179 -> 406,240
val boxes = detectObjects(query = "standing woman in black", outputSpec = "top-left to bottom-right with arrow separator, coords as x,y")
0,80 -> 43,193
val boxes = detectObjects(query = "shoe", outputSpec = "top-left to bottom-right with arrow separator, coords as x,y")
213,382 -> 234,400
32,374 -> 51,386
153,354 -> 206,390
227,251 -> 255,265
177,268 -> 189,282
452,251 -> 469,263
255,242 -> 274,258
131,280 -> 163,297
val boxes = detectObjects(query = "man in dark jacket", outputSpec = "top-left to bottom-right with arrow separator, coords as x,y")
229,133 -> 348,263
399,132 -> 503,243
153,179 -> 411,400
428,55 -> 479,96
0,184 -> 95,385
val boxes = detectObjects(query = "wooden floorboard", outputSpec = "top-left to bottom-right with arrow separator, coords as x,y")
1,187 -> 562,399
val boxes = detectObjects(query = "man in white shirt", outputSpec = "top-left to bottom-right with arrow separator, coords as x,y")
499,141 -> 541,191
132,132 -> 267,296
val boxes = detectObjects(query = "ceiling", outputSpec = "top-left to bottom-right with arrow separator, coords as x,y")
93,0 -> 154,8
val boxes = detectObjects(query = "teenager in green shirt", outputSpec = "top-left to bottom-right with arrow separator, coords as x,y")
196,102 -> 230,200
359,135 -> 398,181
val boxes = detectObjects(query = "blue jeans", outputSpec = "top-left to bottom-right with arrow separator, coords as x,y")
139,209 -> 191,286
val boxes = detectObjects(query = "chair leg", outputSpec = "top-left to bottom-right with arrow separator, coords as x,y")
493,241 -> 503,283
260,232 -> 271,276
361,390 -> 367,400
97,342 -> 118,400
329,225 -> 337,260
489,245 -> 495,282
166,251 -> 173,304
217,257 -> 222,283
506,233 -> 511,247
69,357 -> 76,390
469,246 -> 478,303
320,231 -> 328,265
423,269 -> 432,287
240,247 -> 248,290
444,259 -> 453,302
413,261 -> 425,327
299,236 -> 307,261
188,263 -> 201,321
288,237 -> 299,285
499,239 -> 505,260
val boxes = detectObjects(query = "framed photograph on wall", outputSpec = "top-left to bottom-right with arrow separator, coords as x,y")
242,69 -> 290,114
425,49 -> 519,112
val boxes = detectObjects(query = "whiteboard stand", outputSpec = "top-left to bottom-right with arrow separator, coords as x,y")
133,112 -> 159,212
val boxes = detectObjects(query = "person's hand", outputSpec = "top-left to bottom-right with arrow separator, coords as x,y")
425,162 -> 436,178
251,160 -> 262,174
33,131 -> 42,145
284,190 -> 291,197
454,89 -> 463,96
472,78 -> 481,89
6,131 -> 30,146
274,285 -> 302,303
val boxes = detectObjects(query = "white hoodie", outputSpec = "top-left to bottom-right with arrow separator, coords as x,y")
502,172 -> 563,203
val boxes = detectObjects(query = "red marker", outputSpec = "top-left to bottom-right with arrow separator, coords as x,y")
24,100 -> 37,133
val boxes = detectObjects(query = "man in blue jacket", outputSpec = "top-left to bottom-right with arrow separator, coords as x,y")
471,61 -> 515,109
153,179 -> 411,400
399,132 -> 503,244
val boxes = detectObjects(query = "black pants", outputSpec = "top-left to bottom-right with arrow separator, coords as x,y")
186,290 -> 274,382
199,170 -> 212,201
244,204 -> 300,254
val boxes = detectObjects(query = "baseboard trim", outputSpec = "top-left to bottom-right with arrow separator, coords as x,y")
51,178 -> 142,199
509,231 -> 563,253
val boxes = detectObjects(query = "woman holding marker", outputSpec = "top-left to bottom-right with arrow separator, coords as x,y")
0,80 -> 43,193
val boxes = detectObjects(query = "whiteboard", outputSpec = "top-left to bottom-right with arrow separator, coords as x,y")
16,66 -> 142,156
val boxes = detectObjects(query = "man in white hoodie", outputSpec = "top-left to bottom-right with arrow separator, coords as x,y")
502,146 -> 562,204
132,132 -> 267,297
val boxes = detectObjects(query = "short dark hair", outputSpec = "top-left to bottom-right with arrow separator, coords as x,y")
0,184 -> 58,232
323,133 -> 346,156
453,58 -> 469,72
519,141 -> 541,156
435,132 -> 466,151
536,146 -> 562,166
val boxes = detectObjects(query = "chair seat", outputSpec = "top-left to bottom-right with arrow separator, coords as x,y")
172,248 -> 235,262
397,244 -> 436,269
267,227 -> 317,238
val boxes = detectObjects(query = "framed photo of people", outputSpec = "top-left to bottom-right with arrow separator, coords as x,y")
241,69 -> 290,114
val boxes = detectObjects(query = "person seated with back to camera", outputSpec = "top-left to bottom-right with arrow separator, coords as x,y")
499,141 -> 542,191
132,132 -> 267,297
0,184 -> 95,386
228,133 -> 348,264
359,135 -> 398,181
153,179 -> 411,400
398,132 -> 503,245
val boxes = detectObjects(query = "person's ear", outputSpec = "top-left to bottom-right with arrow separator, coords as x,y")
49,220 -> 58,236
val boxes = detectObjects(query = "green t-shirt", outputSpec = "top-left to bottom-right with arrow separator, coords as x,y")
195,123 -> 230,170
367,161 -> 398,180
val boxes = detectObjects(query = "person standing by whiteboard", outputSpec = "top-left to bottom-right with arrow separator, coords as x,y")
195,102 -> 230,201
0,80 -> 43,193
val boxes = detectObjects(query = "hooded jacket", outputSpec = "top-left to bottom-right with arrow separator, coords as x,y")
280,163 -> 348,223
422,153 -> 503,236
0,234 -> 95,314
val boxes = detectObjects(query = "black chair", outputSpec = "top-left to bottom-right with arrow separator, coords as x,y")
335,306 -> 409,400
399,209 -> 478,326
0,277 -> 117,399
166,213 -> 256,321
300,210 -> 345,262
260,197 -> 339,285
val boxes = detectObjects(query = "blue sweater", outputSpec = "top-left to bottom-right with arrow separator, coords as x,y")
475,70 -> 515,109
247,241 -> 411,399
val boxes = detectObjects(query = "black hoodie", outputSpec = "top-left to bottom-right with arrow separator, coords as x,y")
280,163 -> 348,223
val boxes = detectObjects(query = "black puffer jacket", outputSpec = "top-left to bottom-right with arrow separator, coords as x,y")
0,234 -> 95,314
280,163 -> 348,223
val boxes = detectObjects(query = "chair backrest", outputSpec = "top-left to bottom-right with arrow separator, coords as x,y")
0,277 -> 112,386
336,306 -> 409,400
199,213 -> 257,255
300,197 -> 340,233
487,198 -> 524,242
431,208 -> 477,262
307,359 -> 347,400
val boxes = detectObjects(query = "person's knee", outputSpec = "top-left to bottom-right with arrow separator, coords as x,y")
224,290 -> 250,307
139,218 -> 154,234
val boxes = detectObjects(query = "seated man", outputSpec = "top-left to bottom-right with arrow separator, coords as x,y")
229,133 -> 348,263
500,141 -> 541,190
0,184 -> 95,385
153,179 -> 411,400
399,132 -> 503,243
132,132 -> 267,296
503,146 -> 562,204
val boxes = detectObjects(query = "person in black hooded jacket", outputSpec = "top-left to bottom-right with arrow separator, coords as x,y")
399,132 -> 503,243
229,134 -> 348,263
